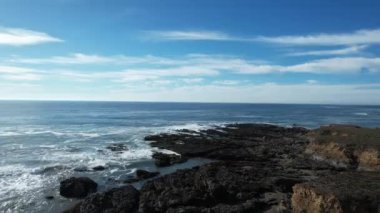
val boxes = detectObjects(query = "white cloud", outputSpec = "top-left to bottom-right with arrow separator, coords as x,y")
10,53 -> 181,65
0,65 -> 43,81
235,57 -> 380,74
103,83 -> 380,105
0,27 -> 62,46
182,78 -> 204,84
145,30 -> 237,41
256,29 -> 380,46
287,45 -> 367,56
306,80 -> 318,84
146,29 -> 380,47
212,80 -> 242,86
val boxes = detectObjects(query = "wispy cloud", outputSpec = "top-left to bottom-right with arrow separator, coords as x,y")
256,29 -> 380,46
0,65 -> 43,81
144,30 -> 242,41
0,27 -> 62,46
287,45 -> 367,56
6,54 -> 380,81
8,53 -> 182,65
145,29 -> 380,47
107,83 -> 380,105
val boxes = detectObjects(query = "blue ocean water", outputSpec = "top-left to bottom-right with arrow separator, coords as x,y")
0,101 -> 379,212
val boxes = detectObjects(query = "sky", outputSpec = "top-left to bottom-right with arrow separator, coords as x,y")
0,0 -> 380,104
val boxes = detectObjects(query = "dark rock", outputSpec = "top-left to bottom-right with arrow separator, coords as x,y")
60,177 -> 98,198
45,196 -> 54,200
146,124 -> 309,160
65,185 -> 139,213
139,161 -> 304,212
92,166 -> 105,171
136,169 -> 160,179
152,152 -> 187,167
37,165 -> 70,174
73,167 -> 90,172
124,170 -> 160,183
106,143 -> 128,152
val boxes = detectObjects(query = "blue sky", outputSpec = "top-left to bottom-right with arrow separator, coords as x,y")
0,0 -> 380,104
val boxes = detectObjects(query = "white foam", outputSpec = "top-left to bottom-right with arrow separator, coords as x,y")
162,122 -> 225,133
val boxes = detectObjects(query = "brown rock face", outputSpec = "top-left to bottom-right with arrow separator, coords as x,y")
306,124 -> 380,171
291,172 -> 380,213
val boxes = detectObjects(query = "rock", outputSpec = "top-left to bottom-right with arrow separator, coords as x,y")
306,125 -> 380,171
146,124 -> 309,161
124,170 -> 160,183
152,152 -> 187,167
136,169 -> 160,179
106,143 -> 128,152
74,167 -> 90,172
68,185 -> 139,213
291,172 -> 380,213
45,196 -> 54,200
60,177 -> 98,198
139,160 -> 305,212
92,166 -> 105,171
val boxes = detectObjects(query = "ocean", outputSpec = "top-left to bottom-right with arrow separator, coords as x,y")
0,101 -> 379,212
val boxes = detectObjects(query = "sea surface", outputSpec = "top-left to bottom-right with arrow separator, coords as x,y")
0,101 -> 379,212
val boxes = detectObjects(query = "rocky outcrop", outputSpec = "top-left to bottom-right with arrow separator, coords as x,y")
306,124 -> 380,171
61,123 -> 380,213
139,124 -> 314,212
65,185 -> 139,213
146,124 -> 309,161
292,172 -> 380,213
152,152 -> 187,167
60,177 -> 98,198
139,161 -> 307,213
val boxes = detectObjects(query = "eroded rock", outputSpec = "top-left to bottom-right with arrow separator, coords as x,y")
291,172 -> 380,213
306,124 -> 380,171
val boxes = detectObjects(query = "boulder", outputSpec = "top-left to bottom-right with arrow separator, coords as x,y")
60,177 -> 98,198
75,185 -> 139,213
152,152 -> 187,167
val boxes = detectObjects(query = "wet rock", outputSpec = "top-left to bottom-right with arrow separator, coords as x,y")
68,185 -> 139,213
146,124 -> 309,161
106,143 -> 128,152
60,177 -> 98,198
152,152 -> 187,167
92,166 -> 105,171
136,169 -> 160,179
291,172 -> 380,213
37,165 -> 70,174
124,169 -> 160,183
45,196 -> 54,200
73,167 -> 90,172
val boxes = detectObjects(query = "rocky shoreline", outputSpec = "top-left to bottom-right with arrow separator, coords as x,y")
62,123 -> 380,213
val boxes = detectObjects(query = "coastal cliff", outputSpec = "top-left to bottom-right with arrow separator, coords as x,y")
63,124 -> 380,213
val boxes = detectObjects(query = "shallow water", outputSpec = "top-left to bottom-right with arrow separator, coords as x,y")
0,101 -> 379,212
